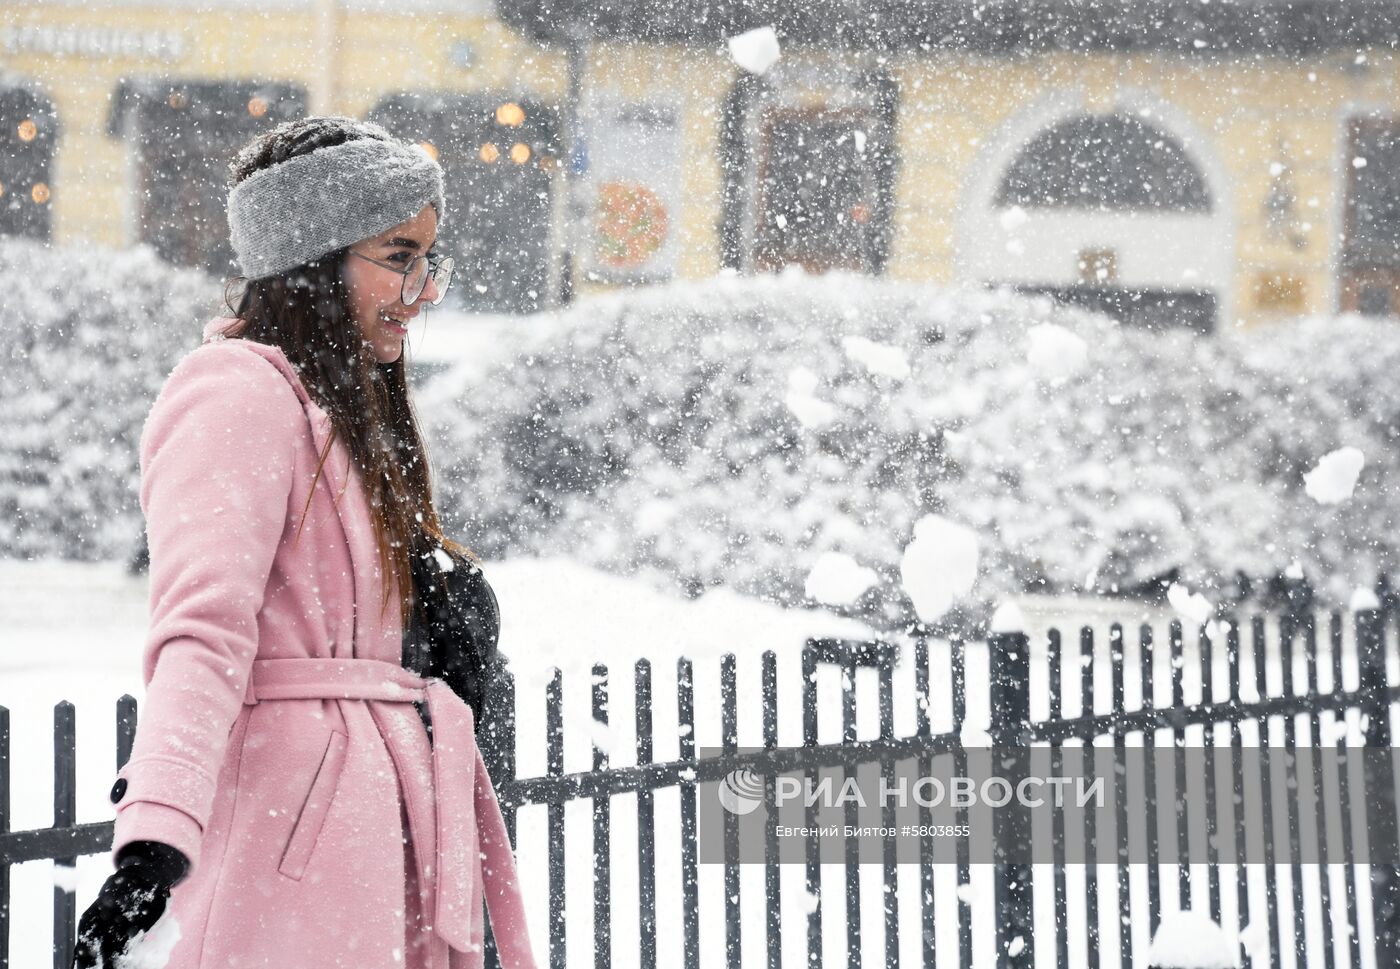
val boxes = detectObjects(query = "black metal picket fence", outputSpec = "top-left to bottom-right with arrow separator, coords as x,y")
3,606 -> 1398,969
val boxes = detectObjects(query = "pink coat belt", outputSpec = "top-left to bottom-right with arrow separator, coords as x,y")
242,657 -> 536,967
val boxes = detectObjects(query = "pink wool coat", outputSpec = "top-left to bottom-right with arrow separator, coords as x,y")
109,317 -> 537,969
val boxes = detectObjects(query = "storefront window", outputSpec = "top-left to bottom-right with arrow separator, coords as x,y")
108,80 -> 304,273
0,85 -> 58,241
369,92 -> 561,314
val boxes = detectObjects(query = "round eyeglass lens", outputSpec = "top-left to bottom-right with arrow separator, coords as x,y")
403,256 -> 430,305
429,257 -> 454,305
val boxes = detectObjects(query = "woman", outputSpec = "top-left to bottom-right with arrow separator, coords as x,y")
72,116 -> 536,969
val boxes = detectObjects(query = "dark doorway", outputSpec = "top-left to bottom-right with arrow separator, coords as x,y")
1341,116 -> 1400,316
755,108 -> 876,274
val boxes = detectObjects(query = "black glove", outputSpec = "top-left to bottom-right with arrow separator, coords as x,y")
405,535 -> 501,723
72,840 -> 189,968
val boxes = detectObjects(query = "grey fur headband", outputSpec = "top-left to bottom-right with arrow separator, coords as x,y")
227,138 -> 446,280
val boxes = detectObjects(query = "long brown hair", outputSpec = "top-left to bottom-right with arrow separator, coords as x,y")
222,117 -> 472,630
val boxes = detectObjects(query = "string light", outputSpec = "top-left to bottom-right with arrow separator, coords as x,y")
17,119 -> 37,142
417,142 -> 439,162
479,143 -> 499,163
510,142 -> 531,164
495,102 -> 525,127
247,97 -> 268,118
31,182 -> 50,204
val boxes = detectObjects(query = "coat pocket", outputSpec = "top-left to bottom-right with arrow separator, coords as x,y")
278,729 -> 349,880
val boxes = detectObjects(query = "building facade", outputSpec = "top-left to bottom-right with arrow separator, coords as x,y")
4,0 -> 1400,327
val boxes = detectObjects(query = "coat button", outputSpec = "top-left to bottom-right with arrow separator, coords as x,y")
110,778 -> 128,804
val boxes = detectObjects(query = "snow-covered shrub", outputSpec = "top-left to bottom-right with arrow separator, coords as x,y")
422,270 -> 1400,631
1,238 -> 220,561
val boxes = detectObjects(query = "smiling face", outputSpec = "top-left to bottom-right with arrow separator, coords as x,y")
343,203 -> 441,364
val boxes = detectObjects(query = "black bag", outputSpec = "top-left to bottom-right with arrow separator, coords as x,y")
403,534 -> 501,724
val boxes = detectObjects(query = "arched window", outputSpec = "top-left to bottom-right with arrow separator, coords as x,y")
996,113 -> 1210,212
0,85 -> 58,240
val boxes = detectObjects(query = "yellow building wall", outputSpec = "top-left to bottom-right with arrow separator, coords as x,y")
7,0 -> 1400,326
1,3 -> 566,249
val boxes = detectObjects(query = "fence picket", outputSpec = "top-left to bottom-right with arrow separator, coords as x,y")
2,705 -> 9,969
1280,621 -> 1309,969
761,651 -> 781,969
545,669 -> 565,969
721,653 -> 740,969
1109,624 -> 1133,967
878,652 -> 897,969
914,634 -> 936,969
592,663 -> 611,969
840,649 -> 860,969
1047,630 -> 1069,969
1226,622 -> 1253,969
1329,611 -> 1362,969
635,659 -> 657,969
1201,625 -> 1221,926
1169,620 -> 1189,913
677,657 -> 700,969
951,639 -> 971,969
801,645 -> 822,969
1141,623 -> 1162,945
1080,627 -> 1101,969
1251,615 -> 1284,969
1303,619 -> 1338,969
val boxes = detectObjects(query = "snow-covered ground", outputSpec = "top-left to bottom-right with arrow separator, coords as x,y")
1,558 -> 1383,968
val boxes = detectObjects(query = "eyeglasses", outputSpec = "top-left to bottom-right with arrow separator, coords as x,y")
348,249 -> 455,306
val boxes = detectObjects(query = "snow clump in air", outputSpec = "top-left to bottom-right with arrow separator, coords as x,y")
784,367 -> 838,429
1026,322 -> 1089,383
727,26 -> 781,74
899,515 -> 980,623
1167,583 -> 1214,627
841,336 -> 910,380
1303,446 -> 1365,505
804,551 -> 879,606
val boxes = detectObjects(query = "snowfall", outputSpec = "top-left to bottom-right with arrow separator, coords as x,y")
3,252 -> 1394,968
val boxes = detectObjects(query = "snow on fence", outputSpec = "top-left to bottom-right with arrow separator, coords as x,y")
4,610 -> 1399,969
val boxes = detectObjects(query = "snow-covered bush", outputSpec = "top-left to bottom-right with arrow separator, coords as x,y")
421,270 -> 1400,631
1,238 -> 220,561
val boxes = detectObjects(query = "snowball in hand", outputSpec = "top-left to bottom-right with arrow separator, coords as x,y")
1026,323 -> 1089,383
727,26 -> 781,74
1303,446 -> 1365,505
118,911 -> 182,969
804,551 -> 879,606
899,515 -> 980,623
